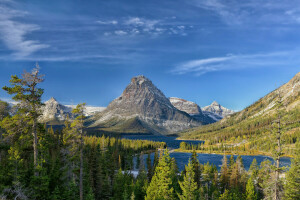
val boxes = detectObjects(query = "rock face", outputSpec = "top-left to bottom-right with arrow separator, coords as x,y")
40,97 -> 73,122
202,101 -> 235,119
169,97 -> 217,123
89,75 -> 202,135
169,97 -> 202,115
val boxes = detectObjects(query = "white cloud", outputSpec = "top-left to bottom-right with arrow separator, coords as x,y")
101,16 -> 191,37
96,20 -> 118,25
171,51 -> 300,76
0,1 -> 49,58
124,17 -> 159,30
114,30 -> 127,35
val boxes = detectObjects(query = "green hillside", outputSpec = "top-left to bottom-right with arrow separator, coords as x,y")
179,72 -> 300,156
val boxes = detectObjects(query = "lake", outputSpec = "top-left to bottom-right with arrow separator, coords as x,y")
122,135 -> 291,171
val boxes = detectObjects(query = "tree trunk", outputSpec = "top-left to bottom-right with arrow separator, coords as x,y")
33,121 -> 38,176
79,124 -> 83,200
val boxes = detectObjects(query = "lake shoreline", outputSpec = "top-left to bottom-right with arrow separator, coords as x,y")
173,149 -> 294,158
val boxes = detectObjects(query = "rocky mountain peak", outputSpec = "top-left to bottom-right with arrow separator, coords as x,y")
90,76 -> 202,135
211,101 -> 220,106
131,75 -> 150,85
46,97 -> 58,103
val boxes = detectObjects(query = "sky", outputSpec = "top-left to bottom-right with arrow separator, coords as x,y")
0,0 -> 299,111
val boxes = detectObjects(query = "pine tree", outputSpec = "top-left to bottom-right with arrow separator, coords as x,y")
246,176 -> 257,200
3,65 -> 44,176
71,103 -> 86,200
178,159 -> 198,200
249,159 -> 259,179
284,140 -> 300,200
220,154 -> 229,191
145,149 -> 176,200
191,150 -> 201,188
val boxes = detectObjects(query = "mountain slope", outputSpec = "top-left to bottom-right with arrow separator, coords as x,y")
88,75 -> 202,135
179,72 -> 300,156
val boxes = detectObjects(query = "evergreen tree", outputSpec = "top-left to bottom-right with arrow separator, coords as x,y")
178,159 -> 198,200
220,154 -> 229,191
145,149 -> 176,200
246,176 -> 257,200
71,103 -> 86,200
191,150 -> 201,188
284,140 -> 300,200
3,65 -> 44,176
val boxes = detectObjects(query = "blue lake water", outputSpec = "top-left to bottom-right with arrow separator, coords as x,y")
123,135 -> 291,171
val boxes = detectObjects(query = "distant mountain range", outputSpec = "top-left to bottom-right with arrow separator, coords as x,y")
169,97 -> 234,123
2,75 -> 235,135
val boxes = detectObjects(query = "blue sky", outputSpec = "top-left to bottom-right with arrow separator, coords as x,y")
0,0 -> 299,110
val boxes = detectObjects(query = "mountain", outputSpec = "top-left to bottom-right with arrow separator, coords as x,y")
40,97 -> 105,124
202,101 -> 235,120
88,75 -> 202,135
39,97 -> 73,123
169,97 -> 218,123
179,72 -> 300,156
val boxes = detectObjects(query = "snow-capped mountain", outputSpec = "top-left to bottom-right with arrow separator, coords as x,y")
40,97 -> 105,122
89,75 -> 203,135
169,97 -> 217,123
39,97 -> 73,122
202,101 -> 235,119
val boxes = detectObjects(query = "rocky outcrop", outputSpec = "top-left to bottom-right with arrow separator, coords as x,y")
89,75 -> 202,135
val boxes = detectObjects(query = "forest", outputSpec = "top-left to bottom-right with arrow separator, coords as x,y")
0,67 -> 299,200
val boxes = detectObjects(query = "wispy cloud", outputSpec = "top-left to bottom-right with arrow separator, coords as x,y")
0,1 -> 48,58
171,51 -> 300,76
96,20 -> 118,25
114,30 -> 127,35
99,16 -> 191,37
192,0 -> 300,25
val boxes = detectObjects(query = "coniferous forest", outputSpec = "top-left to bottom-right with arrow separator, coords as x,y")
0,68 -> 299,200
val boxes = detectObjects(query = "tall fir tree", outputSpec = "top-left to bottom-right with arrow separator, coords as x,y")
191,150 -> 201,188
220,154 -> 229,191
284,139 -> 300,200
71,103 -> 86,200
246,176 -> 257,200
3,65 -> 44,176
145,149 -> 176,200
178,159 -> 198,200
